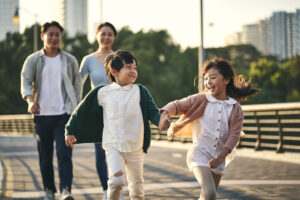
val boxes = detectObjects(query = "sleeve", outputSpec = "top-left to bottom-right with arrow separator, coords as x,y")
65,109 -> 78,136
97,87 -> 104,107
224,104 -> 244,150
71,56 -> 82,103
160,93 -> 201,116
20,55 -> 35,99
144,86 -> 160,126
79,56 -> 89,85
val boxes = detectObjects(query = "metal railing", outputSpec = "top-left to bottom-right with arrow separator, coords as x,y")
0,102 -> 300,152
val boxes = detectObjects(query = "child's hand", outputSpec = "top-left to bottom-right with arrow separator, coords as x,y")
65,135 -> 76,149
159,111 -> 171,130
208,157 -> 225,169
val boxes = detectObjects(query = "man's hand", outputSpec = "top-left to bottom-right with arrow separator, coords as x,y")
26,96 -> 40,114
65,135 -> 76,149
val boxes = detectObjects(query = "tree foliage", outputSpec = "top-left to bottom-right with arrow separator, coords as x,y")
0,24 -> 298,114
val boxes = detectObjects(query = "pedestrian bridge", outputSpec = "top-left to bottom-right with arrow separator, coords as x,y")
0,101 -> 300,153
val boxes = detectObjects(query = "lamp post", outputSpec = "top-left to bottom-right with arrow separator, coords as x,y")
198,0 -> 205,92
13,7 -> 38,52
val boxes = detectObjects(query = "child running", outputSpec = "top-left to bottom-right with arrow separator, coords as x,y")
65,50 -> 160,200
159,57 -> 258,200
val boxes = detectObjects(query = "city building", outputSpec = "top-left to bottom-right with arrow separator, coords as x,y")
296,9 -> 300,56
51,0 -> 87,37
0,0 -> 19,41
269,11 -> 288,60
227,9 -> 299,60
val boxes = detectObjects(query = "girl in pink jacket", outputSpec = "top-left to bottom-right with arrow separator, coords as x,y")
159,57 -> 258,200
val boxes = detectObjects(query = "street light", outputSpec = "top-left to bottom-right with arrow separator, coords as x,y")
13,7 -> 38,52
198,0 -> 205,92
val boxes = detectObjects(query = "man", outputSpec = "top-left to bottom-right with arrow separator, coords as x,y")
20,21 -> 81,200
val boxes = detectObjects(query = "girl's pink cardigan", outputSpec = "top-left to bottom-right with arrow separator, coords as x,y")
160,93 -> 244,150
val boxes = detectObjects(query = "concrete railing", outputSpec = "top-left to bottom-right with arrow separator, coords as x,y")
1,102 -> 300,153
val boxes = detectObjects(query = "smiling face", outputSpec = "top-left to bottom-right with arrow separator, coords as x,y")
204,67 -> 229,100
41,26 -> 62,50
97,26 -> 115,49
111,60 -> 138,86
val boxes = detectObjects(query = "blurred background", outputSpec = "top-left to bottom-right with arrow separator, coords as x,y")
0,0 -> 300,114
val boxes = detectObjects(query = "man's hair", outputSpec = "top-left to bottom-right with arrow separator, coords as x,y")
41,21 -> 64,33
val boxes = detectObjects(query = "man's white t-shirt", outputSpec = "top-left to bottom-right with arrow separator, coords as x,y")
38,54 -> 66,115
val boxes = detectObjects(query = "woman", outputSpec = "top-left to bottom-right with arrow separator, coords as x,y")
80,22 -> 121,200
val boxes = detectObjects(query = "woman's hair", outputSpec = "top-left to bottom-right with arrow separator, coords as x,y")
96,22 -> 117,37
41,21 -> 64,33
104,50 -> 137,82
202,57 -> 258,102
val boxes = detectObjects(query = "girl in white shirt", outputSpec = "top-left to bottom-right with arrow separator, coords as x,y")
159,57 -> 258,200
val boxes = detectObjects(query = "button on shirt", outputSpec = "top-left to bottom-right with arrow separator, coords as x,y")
192,94 -> 237,158
98,83 -> 144,152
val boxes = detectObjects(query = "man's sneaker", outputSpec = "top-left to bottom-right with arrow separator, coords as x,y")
59,188 -> 74,200
44,188 -> 55,200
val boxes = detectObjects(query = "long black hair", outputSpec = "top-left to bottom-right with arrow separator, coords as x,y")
202,57 -> 258,102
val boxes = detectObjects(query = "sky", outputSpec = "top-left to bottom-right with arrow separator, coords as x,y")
19,0 -> 300,49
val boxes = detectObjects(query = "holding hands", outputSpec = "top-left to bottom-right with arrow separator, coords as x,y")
159,111 -> 171,131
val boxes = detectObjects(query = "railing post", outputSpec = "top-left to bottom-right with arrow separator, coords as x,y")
276,110 -> 284,153
254,111 -> 262,150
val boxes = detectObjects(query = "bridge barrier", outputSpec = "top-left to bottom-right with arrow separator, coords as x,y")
0,102 -> 300,153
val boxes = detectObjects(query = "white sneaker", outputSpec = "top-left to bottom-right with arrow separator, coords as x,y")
44,189 -> 55,200
59,188 -> 74,200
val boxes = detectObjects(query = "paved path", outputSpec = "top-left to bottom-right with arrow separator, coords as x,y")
1,135 -> 300,200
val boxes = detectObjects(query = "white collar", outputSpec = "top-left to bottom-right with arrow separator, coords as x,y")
111,82 -> 133,90
205,94 -> 237,105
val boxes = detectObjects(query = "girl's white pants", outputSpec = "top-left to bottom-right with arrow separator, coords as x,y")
105,147 -> 144,200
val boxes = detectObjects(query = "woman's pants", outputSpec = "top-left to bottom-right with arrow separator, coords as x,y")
95,143 -> 108,191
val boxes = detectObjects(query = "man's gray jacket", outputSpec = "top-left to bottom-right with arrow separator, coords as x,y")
21,49 -> 82,114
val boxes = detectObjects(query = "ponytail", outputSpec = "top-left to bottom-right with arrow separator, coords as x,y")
227,75 -> 258,103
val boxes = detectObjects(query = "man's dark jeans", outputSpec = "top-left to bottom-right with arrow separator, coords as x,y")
34,113 -> 72,193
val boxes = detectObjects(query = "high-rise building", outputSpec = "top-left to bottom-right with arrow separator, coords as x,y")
296,9 -> 300,56
269,11 -> 288,60
228,9 -> 299,60
242,24 -> 260,50
287,12 -> 297,58
257,19 -> 270,55
52,0 -> 87,37
0,0 -> 19,41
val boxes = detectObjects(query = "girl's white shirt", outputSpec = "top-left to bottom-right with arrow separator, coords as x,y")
98,82 -> 144,153
187,94 -> 237,173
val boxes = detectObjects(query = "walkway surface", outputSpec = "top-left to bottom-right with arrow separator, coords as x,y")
1,134 -> 300,200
